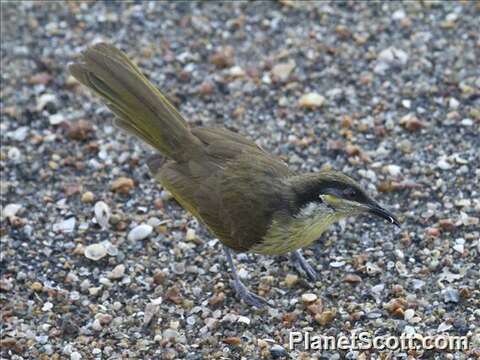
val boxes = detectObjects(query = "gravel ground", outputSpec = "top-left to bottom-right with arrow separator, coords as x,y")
1,1 -> 479,359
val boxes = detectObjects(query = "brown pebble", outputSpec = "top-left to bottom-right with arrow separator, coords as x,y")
64,183 -> 81,197
400,115 -> 426,132
425,227 -> 440,238
198,81 -> 215,96
284,274 -> 298,287
438,219 -> 456,231
391,284 -> 404,296
343,274 -> 362,284
393,307 -> 405,318
153,271 -> 166,285
232,106 -> 245,119
384,298 -> 407,313
0,337 -> 23,353
341,115 -> 353,128
165,286 -> 182,304
29,72 -> 53,85
210,46 -> 235,68
282,312 -> 297,326
378,180 -> 395,193
315,309 -> 336,326
31,281 -> 43,292
111,177 -> 135,194
223,336 -> 241,346
208,292 -> 225,306
81,191 -> 95,203
459,287 -> 471,299
306,301 -> 324,316
350,311 -> 363,321
67,120 -> 94,141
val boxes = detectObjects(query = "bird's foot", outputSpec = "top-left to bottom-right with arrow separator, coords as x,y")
231,278 -> 269,308
291,250 -> 318,281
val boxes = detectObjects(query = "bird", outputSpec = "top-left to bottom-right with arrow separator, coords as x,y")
69,43 -> 400,307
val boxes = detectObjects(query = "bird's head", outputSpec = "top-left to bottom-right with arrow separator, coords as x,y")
290,171 -> 400,227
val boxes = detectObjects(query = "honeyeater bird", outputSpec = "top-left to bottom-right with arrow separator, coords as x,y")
69,43 -> 399,307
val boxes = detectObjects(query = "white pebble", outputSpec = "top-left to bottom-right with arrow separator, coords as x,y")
91,319 -> 102,331
52,217 -> 76,233
449,97 -> 460,109
48,113 -> 64,125
108,264 -> 125,280
7,147 -> 21,162
401,99 -> 411,109
84,243 -> 107,261
70,352 -> 82,360
404,309 -> 415,321
271,60 -> 295,81
301,293 -> 318,303
7,126 -> 29,141
298,92 -> 325,108
36,93 -> 57,111
385,164 -> 402,177
392,9 -> 406,21
3,203 -> 22,219
186,228 -> 196,241
237,268 -> 249,280
378,47 -> 409,65
229,66 -> 245,77
147,217 -> 162,227
237,315 -> 251,325
94,201 -> 110,229
437,157 -> 451,170
42,302 -> 53,311
127,224 -> 153,241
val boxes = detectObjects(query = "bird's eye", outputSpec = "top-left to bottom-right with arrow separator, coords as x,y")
343,188 -> 357,199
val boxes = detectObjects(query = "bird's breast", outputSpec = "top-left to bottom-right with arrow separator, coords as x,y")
250,204 -> 341,255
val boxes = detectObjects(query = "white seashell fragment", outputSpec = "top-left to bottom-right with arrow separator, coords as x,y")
84,243 -> 107,261
94,201 -> 110,229
127,224 -> 153,242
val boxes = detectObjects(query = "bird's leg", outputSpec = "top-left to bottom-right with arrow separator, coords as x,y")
290,250 -> 318,281
223,246 -> 268,308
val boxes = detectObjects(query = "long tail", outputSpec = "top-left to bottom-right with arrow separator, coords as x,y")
69,43 -> 200,162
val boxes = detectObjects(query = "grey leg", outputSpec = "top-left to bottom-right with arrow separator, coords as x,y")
291,250 -> 318,281
223,246 -> 268,308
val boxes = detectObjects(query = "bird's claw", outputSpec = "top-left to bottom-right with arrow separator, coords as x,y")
291,250 -> 318,282
231,279 -> 269,308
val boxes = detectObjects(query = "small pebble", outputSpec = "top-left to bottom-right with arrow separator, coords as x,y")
52,217 -> 76,233
111,177 -> 134,193
81,191 -> 95,203
298,92 -> 325,109
284,274 -> 298,287
271,60 -> 295,81
84,243 -> 107,261
92,202 -> 112,229
127,224 -> 153,241
443,288 -> 460,303
3,203 -> 21,219
301,293 -> 318,304
270,344 -> 288,359
185,228 -> 196,241
108,264 -> 125,279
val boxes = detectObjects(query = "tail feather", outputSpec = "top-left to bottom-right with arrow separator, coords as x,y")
69,43 -> 199,162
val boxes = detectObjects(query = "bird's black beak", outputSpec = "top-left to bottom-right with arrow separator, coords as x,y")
368,204 -> 400,227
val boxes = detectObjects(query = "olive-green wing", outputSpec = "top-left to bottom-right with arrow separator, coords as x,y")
217,151 -> 293,251
149,127 -> 293,252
